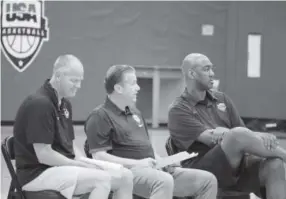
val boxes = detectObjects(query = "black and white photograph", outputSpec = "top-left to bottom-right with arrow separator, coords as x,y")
1,1 -> 286,199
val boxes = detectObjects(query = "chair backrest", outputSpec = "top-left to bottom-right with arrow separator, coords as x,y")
165,136 -> 180,156
84,139 -> 92,158
2,136 -> 77,199
1,136 -> 26,199
3,136 -> 15,159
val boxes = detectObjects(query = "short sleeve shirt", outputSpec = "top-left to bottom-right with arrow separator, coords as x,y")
168,88 -> 245,153
85,97 -> 155,160
13,79 -> 75,186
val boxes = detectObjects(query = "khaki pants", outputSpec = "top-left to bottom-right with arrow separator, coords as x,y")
131,167 -> 218,199
22,166 -> 133,199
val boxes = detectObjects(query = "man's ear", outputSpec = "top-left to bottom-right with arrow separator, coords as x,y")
114,84 -> 122,94
54,71 -> 62,81
188,69 -> 196,79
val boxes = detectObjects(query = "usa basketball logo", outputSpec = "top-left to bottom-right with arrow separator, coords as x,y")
1,0 -> 49,72
132,114 -> 143,127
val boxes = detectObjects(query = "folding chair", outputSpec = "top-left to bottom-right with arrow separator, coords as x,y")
84,139 -> 92,158
1,136 -> 66,199
165,136 -> 181,156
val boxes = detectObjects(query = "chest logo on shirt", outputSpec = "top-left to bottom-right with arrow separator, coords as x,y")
217,103 -> 226,112
63,108 -> 70,119
132,114 -> 143,127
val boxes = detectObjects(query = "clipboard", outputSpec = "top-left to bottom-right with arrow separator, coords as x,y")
156,152 -> 198,169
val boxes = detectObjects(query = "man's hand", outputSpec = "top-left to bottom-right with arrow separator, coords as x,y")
136,158 -> 157,168
76,157 -> 106,170
163,162 -> 181,173
211,127 -> 229,144
259,133 -> 279,151
155,154 -> 181,173
84,162 -> 105,170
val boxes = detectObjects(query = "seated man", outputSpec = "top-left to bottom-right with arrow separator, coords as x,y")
168,53 -> 286,199
13,55 -> 133,199
85,64 -> 218,199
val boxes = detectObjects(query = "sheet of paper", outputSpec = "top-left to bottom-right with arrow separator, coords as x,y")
156,152 -> 198,169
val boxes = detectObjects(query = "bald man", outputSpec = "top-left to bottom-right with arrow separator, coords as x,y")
168,53 -> 286,199
13,55 -> 133,199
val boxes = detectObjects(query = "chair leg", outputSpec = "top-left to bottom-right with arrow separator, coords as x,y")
7,183 -> 16,199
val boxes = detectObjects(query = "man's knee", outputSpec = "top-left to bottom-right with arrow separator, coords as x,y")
195,170 -> 218,188
261,158 -> 285,179
156,172 -> 174,190
197,171 -> 218,197
223,127 -> 251,147
89,170 -> 112,191
203,171 -> 218,187
221,127 -> 252,164
121,168 -> 134,185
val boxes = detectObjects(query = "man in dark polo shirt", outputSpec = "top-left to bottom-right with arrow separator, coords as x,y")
13,55 -> 133,199
168,53 -> 286,199
85,64 -> 218,199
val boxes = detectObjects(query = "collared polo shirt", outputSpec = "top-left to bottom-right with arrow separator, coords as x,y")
13,79 -> 75,186
85,97 -> 155,160
168,88 -> 245,154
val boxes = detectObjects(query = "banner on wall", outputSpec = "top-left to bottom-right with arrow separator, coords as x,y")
1,0 -> 49,72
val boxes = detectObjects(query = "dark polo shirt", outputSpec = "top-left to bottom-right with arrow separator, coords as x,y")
168,88 -> 245,156
13,79 -> 75,186
85,97 -> 155,160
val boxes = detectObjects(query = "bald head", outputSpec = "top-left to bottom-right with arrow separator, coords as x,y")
181,53 -> 215,90
182,53 -> 212,76
53,54 -> 84,75
50,54 -> 84,98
